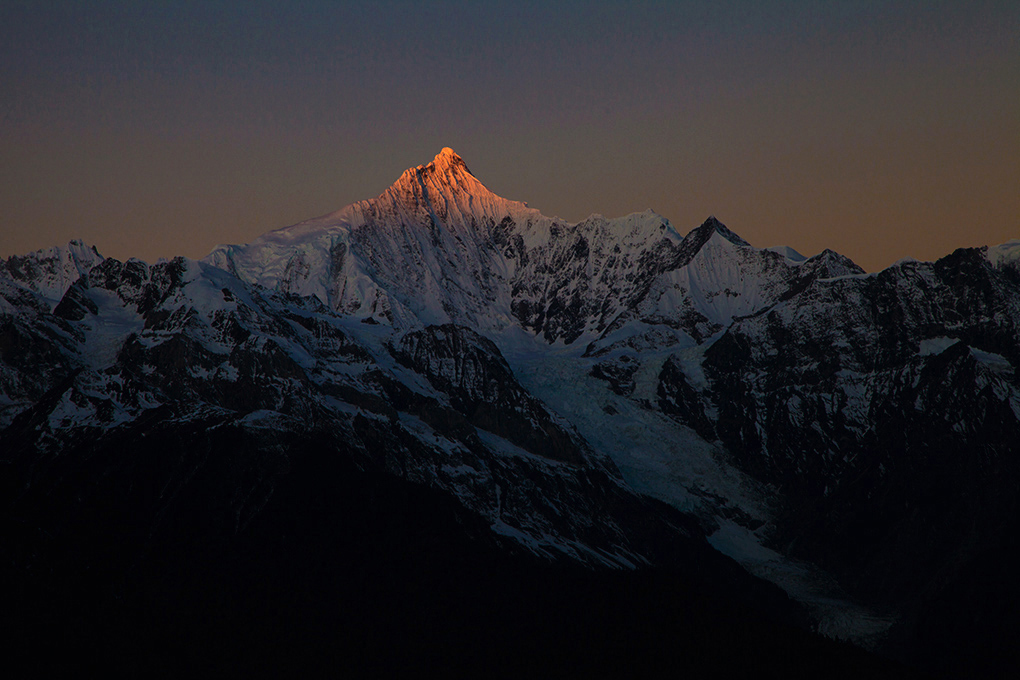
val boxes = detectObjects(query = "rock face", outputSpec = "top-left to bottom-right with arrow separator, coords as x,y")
391,324 -> 589,465
690,249 -> 1020,667
2,148 -> 1018,675
1,251 -> 692,569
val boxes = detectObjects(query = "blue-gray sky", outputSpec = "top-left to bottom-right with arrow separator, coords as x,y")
2,1 -> 1017,271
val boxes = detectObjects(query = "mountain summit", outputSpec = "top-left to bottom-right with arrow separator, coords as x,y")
371,147 -> 533,230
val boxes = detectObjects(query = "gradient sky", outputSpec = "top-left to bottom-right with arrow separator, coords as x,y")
1,1 -> 1017,272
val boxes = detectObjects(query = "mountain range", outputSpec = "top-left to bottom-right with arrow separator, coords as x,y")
3,148 -> 1018,677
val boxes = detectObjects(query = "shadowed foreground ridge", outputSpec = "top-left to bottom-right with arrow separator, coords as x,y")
1,425 -> 909,678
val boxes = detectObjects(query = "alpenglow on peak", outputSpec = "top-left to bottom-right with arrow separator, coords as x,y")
374,148 -> 532,227
438,146 -> 463,162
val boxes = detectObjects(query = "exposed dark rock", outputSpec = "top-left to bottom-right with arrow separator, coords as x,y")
590,355 -> 639,396
657,355 -> 716,441
392,324 -> 588,465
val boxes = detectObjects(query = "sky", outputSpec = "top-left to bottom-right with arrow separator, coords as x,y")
1,1 -> 1017,272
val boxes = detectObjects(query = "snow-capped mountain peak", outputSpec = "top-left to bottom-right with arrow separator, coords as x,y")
204,149 -> 544,328
368,147 -> 534,230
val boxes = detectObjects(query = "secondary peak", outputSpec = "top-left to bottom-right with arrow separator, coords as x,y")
695,216 -> 750,247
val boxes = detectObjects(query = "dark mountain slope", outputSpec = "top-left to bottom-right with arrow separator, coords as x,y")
1,423 -> 914,679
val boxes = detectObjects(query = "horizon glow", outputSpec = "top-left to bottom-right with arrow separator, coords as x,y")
1,1 -> 1017,272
